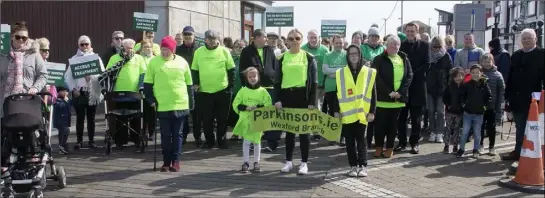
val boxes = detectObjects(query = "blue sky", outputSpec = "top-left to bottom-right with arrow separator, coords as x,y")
265,1 -> 468,41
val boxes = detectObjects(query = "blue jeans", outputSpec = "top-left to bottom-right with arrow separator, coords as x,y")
157,110 -> 188,165
459,113 -> 484,152
513,112 -> 528,156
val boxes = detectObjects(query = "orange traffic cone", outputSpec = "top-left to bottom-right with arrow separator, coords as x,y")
539,90 -> 545,169
499,99 -> 544,194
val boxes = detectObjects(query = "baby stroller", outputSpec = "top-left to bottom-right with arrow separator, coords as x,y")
1,93 -> 67,198
104,91 -> 147,155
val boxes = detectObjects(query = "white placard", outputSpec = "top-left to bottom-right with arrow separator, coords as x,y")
0,24 -> 10,33
44,62 -> 66,71
68,54 -> 100,65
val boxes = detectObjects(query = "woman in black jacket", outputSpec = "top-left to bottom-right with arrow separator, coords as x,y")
426,36 -> 453,143
370,35 -> 413,158
274,28 -> 317,175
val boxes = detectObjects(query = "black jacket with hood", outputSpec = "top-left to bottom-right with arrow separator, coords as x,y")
460,77 -> 492,115
273,50 -> 317,106
443,81 -> 464,114
489,38 -> 510,81
175,41 -> 201,68
329,45 -> 377,116
371,50 -> 413,104
426,53 -> 452,98
239,43 -> 278,87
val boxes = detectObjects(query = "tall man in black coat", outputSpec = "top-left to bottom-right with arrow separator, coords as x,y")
394,22 -> 430,154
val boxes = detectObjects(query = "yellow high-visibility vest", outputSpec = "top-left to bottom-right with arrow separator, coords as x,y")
335,66 -> 376,125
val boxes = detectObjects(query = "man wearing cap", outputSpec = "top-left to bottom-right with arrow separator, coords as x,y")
301,29 -> 330,142
135,31 -> 161,56
144,36 -> 193,172
239,29 -> 281,151
191,29 -> 236,149
176,26 -> 204,146
266,32 -> 282,57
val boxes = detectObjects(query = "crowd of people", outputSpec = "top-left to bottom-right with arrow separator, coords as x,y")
0,20 -> 543,178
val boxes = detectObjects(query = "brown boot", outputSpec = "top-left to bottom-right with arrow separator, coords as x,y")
373,147 -> 383,158
384,148 -> 394,158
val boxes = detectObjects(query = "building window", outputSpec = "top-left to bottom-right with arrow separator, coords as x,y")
241,2 -> 268,41
514,5 -> 520,20
510,7 -> 515,22
244,6 -> 253,22
508,1 -> 514,7
254,9 -> 264,30
527,1 -> 536,16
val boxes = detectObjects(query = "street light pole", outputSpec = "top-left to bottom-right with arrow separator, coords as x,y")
383,18 -> 387,36
400,0 -> 404,32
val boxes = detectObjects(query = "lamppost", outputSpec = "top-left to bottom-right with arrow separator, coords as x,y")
511,23 -> 518,53
537,20 -> 544,48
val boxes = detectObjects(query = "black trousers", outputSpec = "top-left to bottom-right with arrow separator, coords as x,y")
280,88 -> 310,162
343,121 -> 368,167
184,92 -> 203,141
73,103 -> 96,143
423,107 -> 429,129
480,109 -> 497,148
200,89 -> 231,146
397,106 -> 424,146
143,99 -> 156,137
375,107 -> 402,148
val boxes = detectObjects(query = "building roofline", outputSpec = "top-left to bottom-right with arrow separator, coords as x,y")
435,8 -> 453,14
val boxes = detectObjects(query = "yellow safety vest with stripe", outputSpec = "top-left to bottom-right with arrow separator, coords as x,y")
335,66 -> 376,125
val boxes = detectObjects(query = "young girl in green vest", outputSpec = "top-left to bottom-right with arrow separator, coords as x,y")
232,67 -> 272,173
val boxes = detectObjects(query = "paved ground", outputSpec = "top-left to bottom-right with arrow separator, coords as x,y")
33,111 -> 542,197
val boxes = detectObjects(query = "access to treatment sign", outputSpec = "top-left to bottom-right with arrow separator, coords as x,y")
68,54 -> 102,79
266,6 -> 294,27
321,20 -> 347,38
1,24 -> 10,54
249,106 -> 342,142
44,62 -> 66,86
133,12 -> 159,32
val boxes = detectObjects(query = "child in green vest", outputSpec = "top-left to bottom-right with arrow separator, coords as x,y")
232,67 -> 272,173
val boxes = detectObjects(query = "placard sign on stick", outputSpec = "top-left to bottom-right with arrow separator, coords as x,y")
1,24 -> 10,54
68,54 -> 103,79
44,62 -> 66,86
321,20 -> 347,38
194,32 -> 205,47
133,12 -> 159,32
266,6 -> 294,27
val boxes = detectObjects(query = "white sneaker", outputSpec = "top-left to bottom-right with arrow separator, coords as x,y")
347,166 -> 358,177
297,163 -> 308,175
428,133 -> 437,142
478,147 -> 485,154
357,167 -> 368,177
280,161 -> 293,173
436,134 -> 444,143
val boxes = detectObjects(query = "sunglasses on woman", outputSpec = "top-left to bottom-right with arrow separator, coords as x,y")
288,37 -> 301,42
40,49 -> 49,53
14,35 -> 28,41
79,43 -> 90,47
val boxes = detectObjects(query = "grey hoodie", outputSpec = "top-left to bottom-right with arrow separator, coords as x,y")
453,46 -> 485,70
483,66 -> 505,121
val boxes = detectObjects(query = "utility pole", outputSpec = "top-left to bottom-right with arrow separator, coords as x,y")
383,18 -> 387,36
400,0 -> 404,32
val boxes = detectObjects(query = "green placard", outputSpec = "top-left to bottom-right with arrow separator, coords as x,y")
249,106 -> 343,142
265,6 -> 294,27
44,62 -> 66,86
68,54 -> 102,79
1,24 -> 11,54
195,32 -> 205,47
133,12 -> 159,32
321,20 -> 347,38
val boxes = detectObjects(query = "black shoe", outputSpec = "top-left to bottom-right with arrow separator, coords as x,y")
219,143 -> 229,149
253,162 -> 261,173
328,141 -> 336,146
338,137 -> 346,147
311,135 -> 321,142
74,142 -> 82,150
456,150 -> 464,158
195,138 -> 203,147
452,146 -> 458,154
241,162 -> 249,173
410,145 -> 419,154
203,142 -> 215,149
442,145 -> 449,154
230,135 -> 240,142
88,142 -> 97,149
393,144 -> 407,152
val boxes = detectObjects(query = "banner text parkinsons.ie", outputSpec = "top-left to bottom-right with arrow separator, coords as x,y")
253,109 -> 340,131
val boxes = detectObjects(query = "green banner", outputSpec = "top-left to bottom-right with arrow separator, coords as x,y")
321,20 -> 347,38
68,54 -> 102,79
133,12 -> 159,32
44,62 -> 66,86
249,106 -> 342,142
265,6 -> 294,27
1,24 -> 10,54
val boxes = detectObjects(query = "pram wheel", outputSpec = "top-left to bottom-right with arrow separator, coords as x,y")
28,188 -> 43,198
56,166 -> 67,189
0,190 -> 15,198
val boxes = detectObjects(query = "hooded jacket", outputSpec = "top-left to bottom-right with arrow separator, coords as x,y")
483,66 -> 505,120
239,43 -> 278,87
426,53 -> 452,97
460,77 -> 492,115
443,81 -> 463,114
489,38 -> 510,81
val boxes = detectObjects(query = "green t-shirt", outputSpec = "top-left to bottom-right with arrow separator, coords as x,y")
281,51 -> 308,89
377,54 -> 405,108
144,55 -> 193,112
323,50 -> 347,92
361,43 -> 385,62
106,54 -> 147,92
191,46 -> 235,93
257,48 -> 264,64
134,43 -> 161,57
301,44 -> 329,86
142,55 -> 155,69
